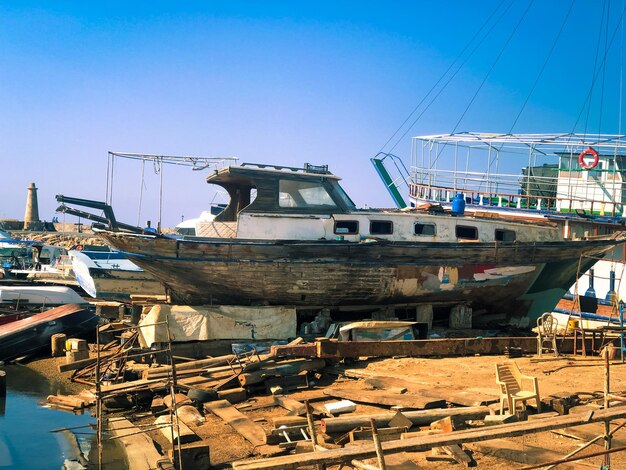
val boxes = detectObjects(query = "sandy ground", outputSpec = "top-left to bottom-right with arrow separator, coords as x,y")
23,352 -> 626,469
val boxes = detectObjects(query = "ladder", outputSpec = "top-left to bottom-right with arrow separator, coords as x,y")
370,152 -> 410,209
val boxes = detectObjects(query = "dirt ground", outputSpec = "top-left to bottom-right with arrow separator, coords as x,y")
25,353 -> 626,469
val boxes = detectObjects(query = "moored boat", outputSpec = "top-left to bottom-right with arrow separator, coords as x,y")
0,303 -> 100,362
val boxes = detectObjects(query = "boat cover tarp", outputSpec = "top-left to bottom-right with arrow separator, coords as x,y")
138,304 -> 297,347
339,321 -> 417,341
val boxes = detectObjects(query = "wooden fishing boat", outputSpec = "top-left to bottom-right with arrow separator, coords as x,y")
68,162 -> 626,327
0,303 -> 99,362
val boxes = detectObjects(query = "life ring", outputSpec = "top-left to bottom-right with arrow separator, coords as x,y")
578,147 -> 599,170
75,245 -> 83,251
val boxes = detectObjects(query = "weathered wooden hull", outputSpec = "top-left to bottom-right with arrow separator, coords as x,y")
99,233 -> 624,325
86,268 -> 166,300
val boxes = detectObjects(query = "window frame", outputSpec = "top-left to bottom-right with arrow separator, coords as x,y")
334,220 -> 359,235
369,220 -> 393,235
495,228 -> 516,242
413,222 -> 437,236
455,225 -> 478,240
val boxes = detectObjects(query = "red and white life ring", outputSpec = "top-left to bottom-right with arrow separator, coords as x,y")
578,147 -> 599,170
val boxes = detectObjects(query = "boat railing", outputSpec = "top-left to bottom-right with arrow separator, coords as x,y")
410,166 -> 625,215
409,132 -> 626,216
240,162 -> 331,174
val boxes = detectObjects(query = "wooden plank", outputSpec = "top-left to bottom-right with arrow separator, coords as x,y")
101,378 -> 167,394
205,399 -> 267,446
350,427 -> 408,443
107,418 -> 164,470
324,388 -> 445,410
467,438 -> 596,469
231,406 -> 626,470
321,406 -> 490,433
553,422 -> 626,447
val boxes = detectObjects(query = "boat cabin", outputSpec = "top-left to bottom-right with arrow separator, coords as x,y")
194,162 -> 561,243
207,163 -> 356,221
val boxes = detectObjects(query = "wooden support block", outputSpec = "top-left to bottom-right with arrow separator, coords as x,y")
154,415 -> 198,445
51,333 -> 67,357
430,416 -> 454,433
218,388 -> 247,404
65,349 -> 89,363
168,441 -> 210,470
151,397 -> 167,414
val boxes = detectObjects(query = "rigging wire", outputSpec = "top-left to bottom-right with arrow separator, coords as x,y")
448,0 -> 535,143
571,3 -> 626,134
386,0 -> 516,154
136,159 -> 146,227
615,0 -> 624,138
598,0 -> 612,141
378,0 -> 508,154
580,0 -> 608,137
507,0 -> 576,134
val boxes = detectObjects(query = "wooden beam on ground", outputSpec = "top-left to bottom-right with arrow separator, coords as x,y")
231,406 -> 626,470
274,395 -> 306,416
316,337 -> 540,358
324,388 -> 445,410
205,399 -> 267,446
107,418 -> 165,470
321,406 -> 490,434
467,439 -> 595,469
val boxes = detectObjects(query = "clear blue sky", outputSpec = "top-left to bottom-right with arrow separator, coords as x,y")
0,0 -> 623,227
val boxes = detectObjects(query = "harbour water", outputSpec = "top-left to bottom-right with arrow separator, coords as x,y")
0,364 -> 124,469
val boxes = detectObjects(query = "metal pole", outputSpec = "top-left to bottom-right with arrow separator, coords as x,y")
305,400 -> 324,470
604,345 -> 612,468
96,324 -> 102,470
165,316 -> 183,470
370,418 -> 387,470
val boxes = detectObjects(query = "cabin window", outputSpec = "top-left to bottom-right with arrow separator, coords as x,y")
279,180 -> 337,209
370,220 -> 393,235
414,222 -> 436,236
495,229 -> 516,241
334,221 -> 359,234
456,225 -> 478,240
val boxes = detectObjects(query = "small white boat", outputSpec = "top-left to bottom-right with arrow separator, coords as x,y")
0,285 -> 87,308
69,247 -> 165,300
